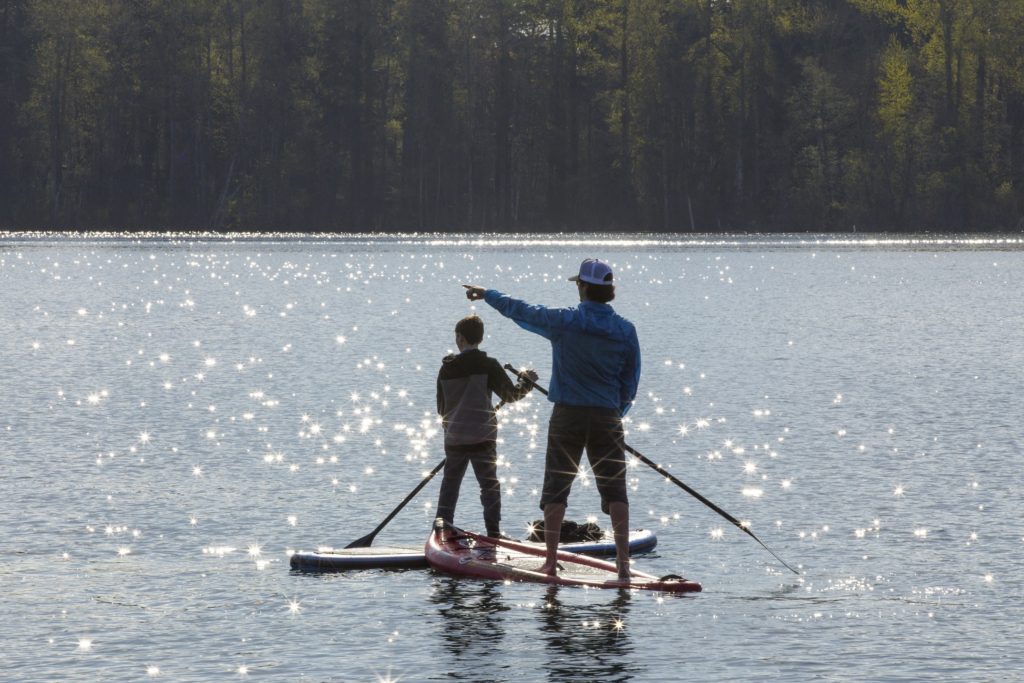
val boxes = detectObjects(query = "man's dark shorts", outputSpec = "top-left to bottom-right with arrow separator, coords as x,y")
539,404 -> 628,512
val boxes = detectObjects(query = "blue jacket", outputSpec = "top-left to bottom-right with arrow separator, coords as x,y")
484,289 -> 640,415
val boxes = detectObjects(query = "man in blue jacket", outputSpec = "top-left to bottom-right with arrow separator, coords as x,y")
463,258 -> 640,578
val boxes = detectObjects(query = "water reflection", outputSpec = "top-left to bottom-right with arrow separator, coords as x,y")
431,577 -> 509,677
538,586 -> 636,683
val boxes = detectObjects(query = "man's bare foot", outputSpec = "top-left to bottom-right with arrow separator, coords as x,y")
535,562 -> 558,576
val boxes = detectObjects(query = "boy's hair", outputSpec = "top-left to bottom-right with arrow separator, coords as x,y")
455,315 -> 484,345
585,283 -> 616,303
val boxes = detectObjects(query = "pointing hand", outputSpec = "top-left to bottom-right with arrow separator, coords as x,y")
463,285 -> 486,301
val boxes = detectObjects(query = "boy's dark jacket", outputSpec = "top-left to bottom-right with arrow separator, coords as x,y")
436,350 -> 530,449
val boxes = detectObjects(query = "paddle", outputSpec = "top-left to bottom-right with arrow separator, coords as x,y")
345,458 -> 446,548
344,377 -> 530,549
502,363 -> 800,575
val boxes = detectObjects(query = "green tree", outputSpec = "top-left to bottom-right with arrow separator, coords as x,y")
3,0 -> 1022,231
0,0 -> 32,223
306,0 -> 394,229
21,0 -> 112,224
785,58 -> 855,229
873,37 -> 922,226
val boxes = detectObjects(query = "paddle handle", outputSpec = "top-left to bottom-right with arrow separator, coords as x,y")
504,364 -> 548,395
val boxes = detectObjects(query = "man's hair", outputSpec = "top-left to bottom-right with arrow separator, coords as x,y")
584,283 -> 616,303
455,315 -> 484,344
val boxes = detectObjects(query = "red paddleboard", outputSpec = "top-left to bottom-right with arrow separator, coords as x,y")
425,526 -> 701,593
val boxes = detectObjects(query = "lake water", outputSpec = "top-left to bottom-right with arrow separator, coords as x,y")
2,233 -> 1022,682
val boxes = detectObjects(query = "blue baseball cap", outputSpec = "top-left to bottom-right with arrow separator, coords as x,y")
568,258 -> 614,285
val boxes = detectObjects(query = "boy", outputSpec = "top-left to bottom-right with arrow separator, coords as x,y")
435,315 -> 537,538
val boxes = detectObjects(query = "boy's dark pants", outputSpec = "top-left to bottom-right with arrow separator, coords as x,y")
436,443 -> 501,535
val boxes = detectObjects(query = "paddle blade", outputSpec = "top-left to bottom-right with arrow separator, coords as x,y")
343,533 -> 376,549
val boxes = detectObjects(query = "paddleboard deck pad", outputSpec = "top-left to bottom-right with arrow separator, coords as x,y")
425,527 -> 701,593
290,528 -> 657,572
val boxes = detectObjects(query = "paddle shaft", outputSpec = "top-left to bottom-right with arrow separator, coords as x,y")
345,458 -> 445,548
502,363 -> 800,575
346,392 -> 520,549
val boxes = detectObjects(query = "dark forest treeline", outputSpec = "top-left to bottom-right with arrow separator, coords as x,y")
1,0 -> 1022,232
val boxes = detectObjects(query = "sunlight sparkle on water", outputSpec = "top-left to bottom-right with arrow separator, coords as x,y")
77,638 -> 93,651
147,665 -> 160,676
